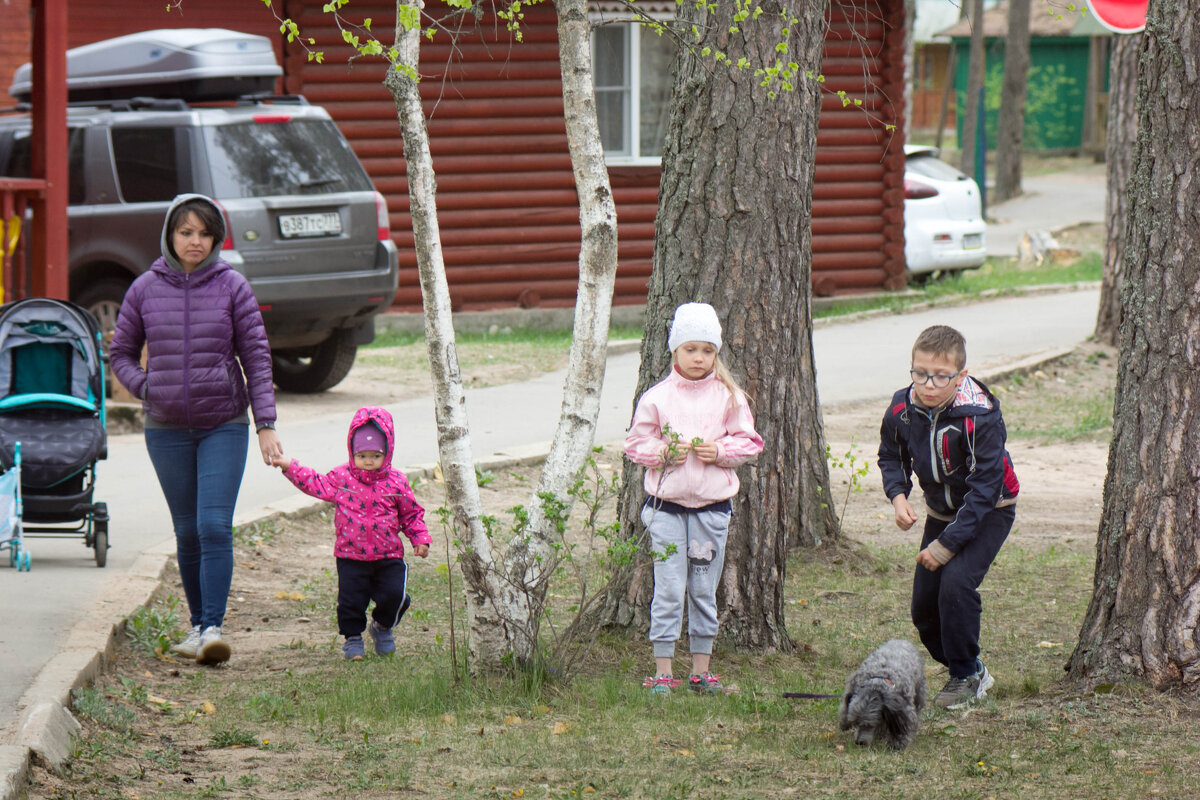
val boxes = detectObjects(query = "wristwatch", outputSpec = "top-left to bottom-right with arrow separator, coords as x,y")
256,422 -> 276,432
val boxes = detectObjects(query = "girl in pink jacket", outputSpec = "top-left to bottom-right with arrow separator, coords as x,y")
624,303 -> 764,696
272,407 -> 431,661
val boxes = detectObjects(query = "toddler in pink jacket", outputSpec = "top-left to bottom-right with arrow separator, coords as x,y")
624,303 -> 763,696
272,407 -> 430,660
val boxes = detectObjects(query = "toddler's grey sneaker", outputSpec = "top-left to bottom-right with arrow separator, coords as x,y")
170,625 -> 202,659
343,634 -> 365,661
369,620 -> 395,656
195,626 -> 231,666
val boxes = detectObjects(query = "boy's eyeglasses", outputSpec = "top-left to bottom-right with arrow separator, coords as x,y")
910,369 -> 960,388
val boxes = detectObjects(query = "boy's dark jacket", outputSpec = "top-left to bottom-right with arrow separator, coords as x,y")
878,376 -> 1019,554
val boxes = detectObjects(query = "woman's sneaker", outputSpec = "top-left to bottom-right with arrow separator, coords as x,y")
343,634 -> 365,661
368,620 -> 395,656
688,672 -> 724,695
642,674 -> 680,696
195,626 -> 231,666
170,625 -> 202,659
934,660 -> 994,709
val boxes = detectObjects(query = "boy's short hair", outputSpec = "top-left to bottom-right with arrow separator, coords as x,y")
912,325 -> 966,370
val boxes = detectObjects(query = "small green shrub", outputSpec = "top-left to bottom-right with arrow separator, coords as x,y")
124,594 -> 182,658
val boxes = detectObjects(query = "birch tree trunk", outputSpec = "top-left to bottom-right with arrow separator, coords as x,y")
960,0 -> 985,180
1065,0 -> 1200,690
385,0 -> 536,668
1094,33 -> 1141,346
991,0 -> 1029,203
605,0 -> 836,651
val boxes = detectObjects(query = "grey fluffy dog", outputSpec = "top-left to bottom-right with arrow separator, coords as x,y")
838,639 -> 927,750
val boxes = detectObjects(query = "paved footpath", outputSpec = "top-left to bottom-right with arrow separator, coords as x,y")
0,286 -> 1100,795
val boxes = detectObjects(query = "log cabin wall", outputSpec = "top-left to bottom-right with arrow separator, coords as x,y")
4,0 -> 907,310
815,0 -> 908,294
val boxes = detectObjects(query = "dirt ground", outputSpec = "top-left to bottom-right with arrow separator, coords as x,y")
823,341 -> 1111,548
25,327 -> 1116,799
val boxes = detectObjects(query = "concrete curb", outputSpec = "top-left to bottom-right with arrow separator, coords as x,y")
0,335 -> 1088,800
0,437 -> 572,799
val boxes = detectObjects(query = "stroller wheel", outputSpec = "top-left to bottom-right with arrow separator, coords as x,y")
19,550 -> 31,571
7,548 -> 15,568
94,525 -> 108,568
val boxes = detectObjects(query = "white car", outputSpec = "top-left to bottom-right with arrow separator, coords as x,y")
904,145 -> 987,276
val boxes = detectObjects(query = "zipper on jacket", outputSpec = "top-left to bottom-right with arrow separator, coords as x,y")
183,272 -> 192,427
926,408 -> 958,511
926,408 -> 941,485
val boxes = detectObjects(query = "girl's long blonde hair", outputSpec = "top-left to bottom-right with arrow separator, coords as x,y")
673,349 -> 752,412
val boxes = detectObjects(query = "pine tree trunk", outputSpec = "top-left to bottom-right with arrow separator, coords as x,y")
605,0 -> 836,651
960,0 -> 985,179
1066,2 -> 1200,690
1094,33 -> 1141,346
991,0 -> 1030,203
386,1 -> 536,669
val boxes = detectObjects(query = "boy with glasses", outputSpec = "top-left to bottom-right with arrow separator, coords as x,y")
878,325 -> 1019,709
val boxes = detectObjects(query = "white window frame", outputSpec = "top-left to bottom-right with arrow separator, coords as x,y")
590,9 -> 677,166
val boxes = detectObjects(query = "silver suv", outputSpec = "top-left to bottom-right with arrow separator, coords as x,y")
1,54 -> 398,394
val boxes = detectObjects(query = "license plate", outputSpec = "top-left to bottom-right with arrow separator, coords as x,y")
278,212 -> 342,238
962,233 -> 982,250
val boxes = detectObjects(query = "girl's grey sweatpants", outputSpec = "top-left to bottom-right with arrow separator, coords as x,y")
641,503 -> 731,659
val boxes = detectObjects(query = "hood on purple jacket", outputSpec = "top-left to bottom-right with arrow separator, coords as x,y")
346,407 -> 396,484
109,194 -> 276,430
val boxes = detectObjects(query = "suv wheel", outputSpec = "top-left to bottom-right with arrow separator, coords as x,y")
75,278 -> 132,339
271,328 -> 358,394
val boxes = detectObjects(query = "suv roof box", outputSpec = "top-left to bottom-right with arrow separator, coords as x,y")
10,28 -> 282,103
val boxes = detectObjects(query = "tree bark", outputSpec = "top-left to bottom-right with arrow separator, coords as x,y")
1066,1 -> 1200,690
1094,33 -> 1141,346
960,0 -> 985,180
934,1 -> 967,151
991,0 -> 1030,203
605,0 -> 836,652
385,1 -> 539,670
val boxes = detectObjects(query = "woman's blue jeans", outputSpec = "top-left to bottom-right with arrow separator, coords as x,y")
145,423 -> 248,629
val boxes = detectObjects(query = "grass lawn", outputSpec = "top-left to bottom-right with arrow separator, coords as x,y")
27,341 -> 1200,800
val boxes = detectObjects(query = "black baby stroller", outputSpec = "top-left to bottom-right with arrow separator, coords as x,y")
0,297 -> 109,568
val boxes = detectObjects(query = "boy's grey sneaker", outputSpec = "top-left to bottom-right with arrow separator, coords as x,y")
934,661 -> 994,709
368,620 -> 395,656
343,634 -> 365,661
195,626 -> 231,666
170,625 -> 202,659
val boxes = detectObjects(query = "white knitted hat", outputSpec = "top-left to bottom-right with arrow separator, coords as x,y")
668,302 -> 722,352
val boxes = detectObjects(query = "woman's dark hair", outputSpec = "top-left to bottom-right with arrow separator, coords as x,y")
166,199 -> 225,258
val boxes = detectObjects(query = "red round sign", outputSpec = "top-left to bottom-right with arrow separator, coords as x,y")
1089,0 -> 1149,33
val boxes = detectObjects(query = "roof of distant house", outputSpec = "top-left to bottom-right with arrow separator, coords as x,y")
935,2 -> 1113,38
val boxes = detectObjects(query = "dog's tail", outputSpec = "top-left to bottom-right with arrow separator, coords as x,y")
782,691 -> 840,699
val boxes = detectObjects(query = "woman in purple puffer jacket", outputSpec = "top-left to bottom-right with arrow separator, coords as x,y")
111,194 -> 283,667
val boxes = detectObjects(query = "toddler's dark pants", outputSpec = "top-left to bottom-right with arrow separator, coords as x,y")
911,505 -> 1014,679
336,557 -> 409,637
